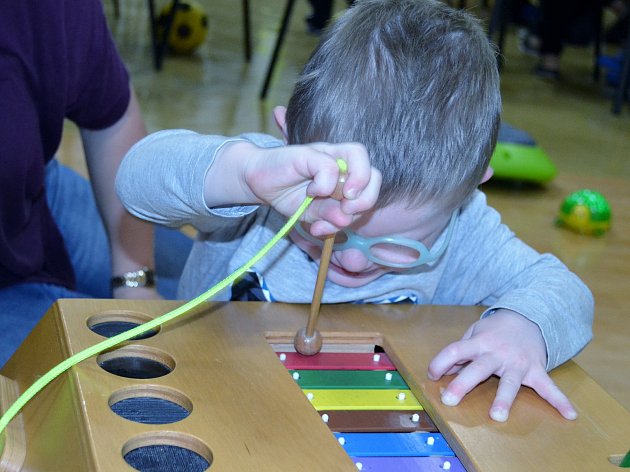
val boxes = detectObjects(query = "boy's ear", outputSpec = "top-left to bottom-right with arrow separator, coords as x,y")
272,106 -> 289,141
481,165 -> 494,184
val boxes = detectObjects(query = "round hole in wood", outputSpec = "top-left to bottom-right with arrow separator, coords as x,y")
87,310 -> 160,339
109,385 -> 192,424
122,432 -> 212,471
97,345 -> 175,379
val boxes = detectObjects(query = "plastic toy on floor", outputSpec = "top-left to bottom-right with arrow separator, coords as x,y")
158,1 -> 209,55
490,123 -> 557,184
556,189 -> 612,236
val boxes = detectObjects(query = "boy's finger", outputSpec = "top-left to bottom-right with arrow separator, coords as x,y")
310,142 -> 374,199
339,144 -> 373,196
342,168 -> 382,215
529,372 -> 578,420
305,157 -> 345,198
442,363 -> 467,377
307,199 -> 354,234
439,355 -> 498,407
489,367 -> 527,422
428,339 -> 478,379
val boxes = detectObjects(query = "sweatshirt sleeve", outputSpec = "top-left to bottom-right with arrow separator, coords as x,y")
436,191 -> 594,371
115,130 -> 270,231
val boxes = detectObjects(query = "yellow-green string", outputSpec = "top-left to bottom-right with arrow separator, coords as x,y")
0,195 -> 314,436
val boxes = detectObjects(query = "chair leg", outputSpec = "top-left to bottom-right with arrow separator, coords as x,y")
148,0 -> 180,71
147,0 -> 160,70
593,6 -> 603,82
112,0 -> 120,19
259,0 -> 297,100
242,0 -> 252,62
612,31 -> 630,114
488,0 -> 512,71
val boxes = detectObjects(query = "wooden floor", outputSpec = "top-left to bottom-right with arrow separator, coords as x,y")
59,1 -> 630,411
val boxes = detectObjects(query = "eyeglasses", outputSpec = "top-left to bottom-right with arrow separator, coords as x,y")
293,211 -> 457,269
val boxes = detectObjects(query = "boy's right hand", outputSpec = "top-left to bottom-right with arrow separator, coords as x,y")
206,141 -> 381,235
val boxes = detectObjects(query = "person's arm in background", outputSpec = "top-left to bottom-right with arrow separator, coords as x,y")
80,86 -> 161,300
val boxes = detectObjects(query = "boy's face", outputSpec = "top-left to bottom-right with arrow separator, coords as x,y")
289,201 -> 453,288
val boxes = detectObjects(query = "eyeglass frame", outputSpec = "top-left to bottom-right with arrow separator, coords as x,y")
292,210 -> 458,269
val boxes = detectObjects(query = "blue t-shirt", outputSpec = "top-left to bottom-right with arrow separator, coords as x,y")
0,0 -> 130,289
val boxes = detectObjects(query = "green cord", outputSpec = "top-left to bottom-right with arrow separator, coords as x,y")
0,196 -> 314,436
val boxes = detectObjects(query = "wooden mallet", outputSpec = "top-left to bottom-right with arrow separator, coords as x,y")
294,159 -> 347,355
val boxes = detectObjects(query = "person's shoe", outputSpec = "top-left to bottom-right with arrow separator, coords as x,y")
518,29 -> 540,57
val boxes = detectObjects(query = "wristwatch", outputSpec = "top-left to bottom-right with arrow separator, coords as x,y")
111,267 -> 156,289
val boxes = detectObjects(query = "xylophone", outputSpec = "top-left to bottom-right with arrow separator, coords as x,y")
1,299 -> 629,471
276,349 -> 464,471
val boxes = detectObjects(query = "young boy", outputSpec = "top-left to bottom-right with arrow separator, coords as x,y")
116,0 -> 593,423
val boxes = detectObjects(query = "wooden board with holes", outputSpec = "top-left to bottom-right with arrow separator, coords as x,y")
1,299 -> 629,471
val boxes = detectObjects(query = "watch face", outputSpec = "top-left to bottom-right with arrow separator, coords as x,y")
129,271 -> 148,288
112,268 -> 156,289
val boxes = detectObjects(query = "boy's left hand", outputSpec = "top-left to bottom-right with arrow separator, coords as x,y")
427,309 -> 577,422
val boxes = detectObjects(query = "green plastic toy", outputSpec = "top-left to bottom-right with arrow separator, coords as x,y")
490,142 -> 558,184
556,189 -> 612,236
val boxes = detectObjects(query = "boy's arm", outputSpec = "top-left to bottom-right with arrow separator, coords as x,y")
428,191 -> 593,422
116,130 -> 381,234
436,191 -> 593,369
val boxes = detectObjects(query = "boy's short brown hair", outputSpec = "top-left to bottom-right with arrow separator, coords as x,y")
287,0 -> 501,211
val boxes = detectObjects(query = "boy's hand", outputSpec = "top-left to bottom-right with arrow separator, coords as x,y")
427,309 -> 577,422
214,141 -> 381,233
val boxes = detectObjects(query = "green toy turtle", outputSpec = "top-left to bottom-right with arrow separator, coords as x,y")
557,189 -> 612,236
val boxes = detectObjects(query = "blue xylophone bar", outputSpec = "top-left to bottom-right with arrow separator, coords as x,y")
333,432 -> 454,457
351,456 -> 466,472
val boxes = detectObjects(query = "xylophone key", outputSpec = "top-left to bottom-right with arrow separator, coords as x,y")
319,410 -> 437,433
290,369 -> 408,389
277,352 -> 396,370
352,456 -> 466,472
333,432 -> 454,457
304,389 -> 422,410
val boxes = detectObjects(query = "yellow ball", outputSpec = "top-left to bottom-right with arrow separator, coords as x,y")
158,1 -> 208,55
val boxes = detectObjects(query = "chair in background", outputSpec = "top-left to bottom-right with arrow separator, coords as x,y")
488,0 -> 630,114
487,0 -> 604,80
612,15 -> 630,113
110,0 -> 252,71
259,0 -> 490,100
147,0 -> 252,71
260,0 -> 299,99
487,0 -> 513,70
488,0 -> 604,81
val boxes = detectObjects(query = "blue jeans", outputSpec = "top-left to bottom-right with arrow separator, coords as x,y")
0,160 -> 192,367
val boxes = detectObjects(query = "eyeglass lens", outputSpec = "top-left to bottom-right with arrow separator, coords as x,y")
368,242 -> 422,265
